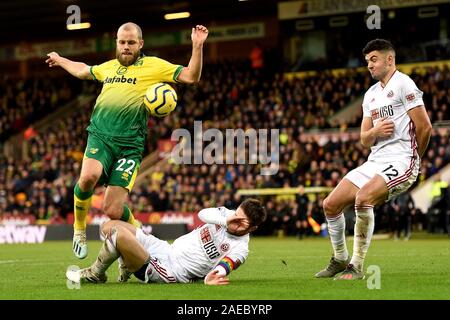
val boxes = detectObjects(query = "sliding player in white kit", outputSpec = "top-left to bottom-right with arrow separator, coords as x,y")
66,198 -> 266,285
315,39 -> 432,280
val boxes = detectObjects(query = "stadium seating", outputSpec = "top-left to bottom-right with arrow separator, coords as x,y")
1,60 -> 449,237
0,76 -> 82,141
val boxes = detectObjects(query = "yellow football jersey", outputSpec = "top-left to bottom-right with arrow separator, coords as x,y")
87,55 -> 183,142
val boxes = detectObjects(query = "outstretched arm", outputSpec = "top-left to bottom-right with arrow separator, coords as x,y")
177,25 -> 208,84
45,52 -> 92,80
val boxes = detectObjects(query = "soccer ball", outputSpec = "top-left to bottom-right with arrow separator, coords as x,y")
144,83 -> 178,117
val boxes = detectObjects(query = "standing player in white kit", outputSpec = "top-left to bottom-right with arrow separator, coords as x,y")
315,39 -> 432,280
66,198 -> 266,285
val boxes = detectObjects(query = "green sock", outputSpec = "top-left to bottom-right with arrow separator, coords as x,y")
120,205 -> 141,228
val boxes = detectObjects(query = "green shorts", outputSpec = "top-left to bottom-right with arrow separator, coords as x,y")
84,132 -> 143,192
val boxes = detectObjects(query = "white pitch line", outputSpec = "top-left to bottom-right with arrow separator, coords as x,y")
0,260 -> 20,264
0,259 -> 68,265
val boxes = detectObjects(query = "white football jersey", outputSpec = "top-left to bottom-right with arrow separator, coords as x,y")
362,70 -> 424,161
170,207 -> 249,283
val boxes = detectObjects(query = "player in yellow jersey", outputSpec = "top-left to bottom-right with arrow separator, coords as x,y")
45,23 -> 208,264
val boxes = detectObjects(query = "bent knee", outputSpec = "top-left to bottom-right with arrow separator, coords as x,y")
355,191 -> 373,207
101,220 -> 116,236
323,197 -> 341,216
102,202 -> 123,220
78,173 -> 100,189
102,220 -> 130,237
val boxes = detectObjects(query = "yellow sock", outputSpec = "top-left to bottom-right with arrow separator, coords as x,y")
128,213 -> 141,228
74,183 -> 93,232
121,205 -> 141,228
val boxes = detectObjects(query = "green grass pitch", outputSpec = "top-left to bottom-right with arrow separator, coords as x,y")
0,234 -> 449,300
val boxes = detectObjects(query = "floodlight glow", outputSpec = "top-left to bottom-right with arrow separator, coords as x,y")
67,22 -> 91,30
164,12 -> 190,20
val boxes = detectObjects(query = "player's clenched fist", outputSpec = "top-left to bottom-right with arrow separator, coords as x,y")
374,117 -> 395,138
191,25 -> 209,46
45,52 -> 62,67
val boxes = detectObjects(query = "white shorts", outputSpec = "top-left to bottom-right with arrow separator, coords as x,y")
344,157 -> 420,201
135,229 -> 177,283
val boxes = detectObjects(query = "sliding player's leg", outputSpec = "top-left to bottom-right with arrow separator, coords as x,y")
67,221 -> 148,284
106,222 -> 176,284
103,183 -> 144,281
66,225 -> 120,284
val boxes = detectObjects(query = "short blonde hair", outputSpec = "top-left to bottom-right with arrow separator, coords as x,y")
117,22 -> 142,40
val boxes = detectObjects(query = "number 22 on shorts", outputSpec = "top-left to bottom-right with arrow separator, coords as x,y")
116,158 -> 136,174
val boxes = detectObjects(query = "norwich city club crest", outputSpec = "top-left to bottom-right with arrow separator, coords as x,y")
116,66 -> 128,75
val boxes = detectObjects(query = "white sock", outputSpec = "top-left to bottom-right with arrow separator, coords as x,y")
92,228 -> 120,275
326,213 -> 348,261
350,206 -> 375,271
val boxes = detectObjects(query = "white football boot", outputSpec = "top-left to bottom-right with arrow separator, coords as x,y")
66,267 -> 107,284
72,230 -> 88,259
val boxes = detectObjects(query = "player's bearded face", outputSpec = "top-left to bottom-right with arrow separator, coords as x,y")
116,32 -> 143,66
116,44 -> 140,66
